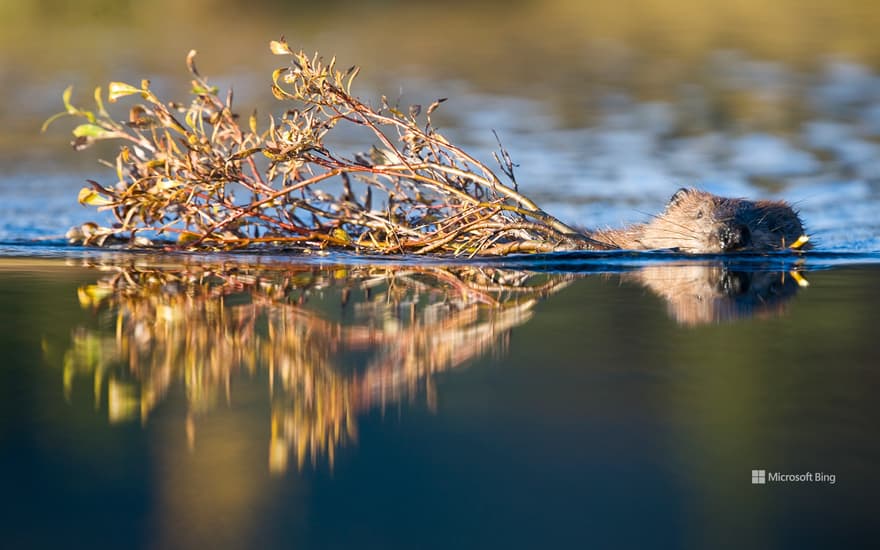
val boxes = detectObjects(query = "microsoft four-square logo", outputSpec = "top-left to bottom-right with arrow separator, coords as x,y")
752,469 -> 766,484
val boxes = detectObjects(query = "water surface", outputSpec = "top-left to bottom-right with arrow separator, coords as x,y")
1,256 -> 878,548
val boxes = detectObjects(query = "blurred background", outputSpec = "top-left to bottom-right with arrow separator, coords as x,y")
2,0 -> 880,247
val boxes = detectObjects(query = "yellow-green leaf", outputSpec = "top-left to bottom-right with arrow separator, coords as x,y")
108,81 -> 142,102
331,228 -> 352,244
41,111 -> 68,133
78,187 -> 114,206
94,86 -> 109,118
73,124 -> 111,139
191,82 -> 218,95
184,110 -> 198,129
150,179 -> 181,192
62,85 -> 75,113
177,231 -> 201,245
249,110 -> 258,134
77,284 -> 113,307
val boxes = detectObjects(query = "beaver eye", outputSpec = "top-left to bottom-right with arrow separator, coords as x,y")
696,209 -> 704,219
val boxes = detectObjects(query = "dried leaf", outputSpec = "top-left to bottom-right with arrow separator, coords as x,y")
427,98 -> 448,116
186,49 -> 199,76
269,39 -> 292,55
345,66 -> 360,92
129,105 -> 152,126
227,148 -> 263,161
71,136 -> 92,151
271,84 -> 293,101
150,179 -> 181,193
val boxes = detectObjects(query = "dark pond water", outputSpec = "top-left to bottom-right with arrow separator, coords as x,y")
1,254 -> 879,548
3,1 -> 880,547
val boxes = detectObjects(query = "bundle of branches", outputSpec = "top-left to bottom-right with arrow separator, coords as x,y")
47,39 -> 609,256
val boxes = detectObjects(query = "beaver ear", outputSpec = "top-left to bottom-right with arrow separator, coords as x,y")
668,187 -> 692,207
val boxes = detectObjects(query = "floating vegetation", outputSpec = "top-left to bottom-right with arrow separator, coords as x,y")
46,39 -> 607,256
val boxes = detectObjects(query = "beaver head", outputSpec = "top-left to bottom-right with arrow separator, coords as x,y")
634,188 -> 809,253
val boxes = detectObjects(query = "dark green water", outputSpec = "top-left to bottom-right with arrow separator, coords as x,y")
1,256 -> 877,549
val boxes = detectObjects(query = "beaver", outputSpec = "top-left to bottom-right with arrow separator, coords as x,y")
589,188 -> 809,253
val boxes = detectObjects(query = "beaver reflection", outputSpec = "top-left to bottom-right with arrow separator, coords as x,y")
619,264 -> 806,326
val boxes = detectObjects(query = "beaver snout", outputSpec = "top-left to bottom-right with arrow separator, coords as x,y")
717,224 -> 751,251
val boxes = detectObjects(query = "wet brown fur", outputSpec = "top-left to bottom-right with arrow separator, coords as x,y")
589,188 -> 809,253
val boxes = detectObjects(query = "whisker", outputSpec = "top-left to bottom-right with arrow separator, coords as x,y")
642,213 -> 700,237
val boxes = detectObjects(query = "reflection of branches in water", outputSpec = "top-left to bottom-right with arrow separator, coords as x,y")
58,260 -> 803,471
62,261 -> 572,472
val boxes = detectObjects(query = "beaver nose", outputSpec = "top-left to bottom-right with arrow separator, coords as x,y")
718,224 -> 751,251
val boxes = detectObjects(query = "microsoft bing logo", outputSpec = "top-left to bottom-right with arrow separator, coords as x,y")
752,469 -> 766,484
